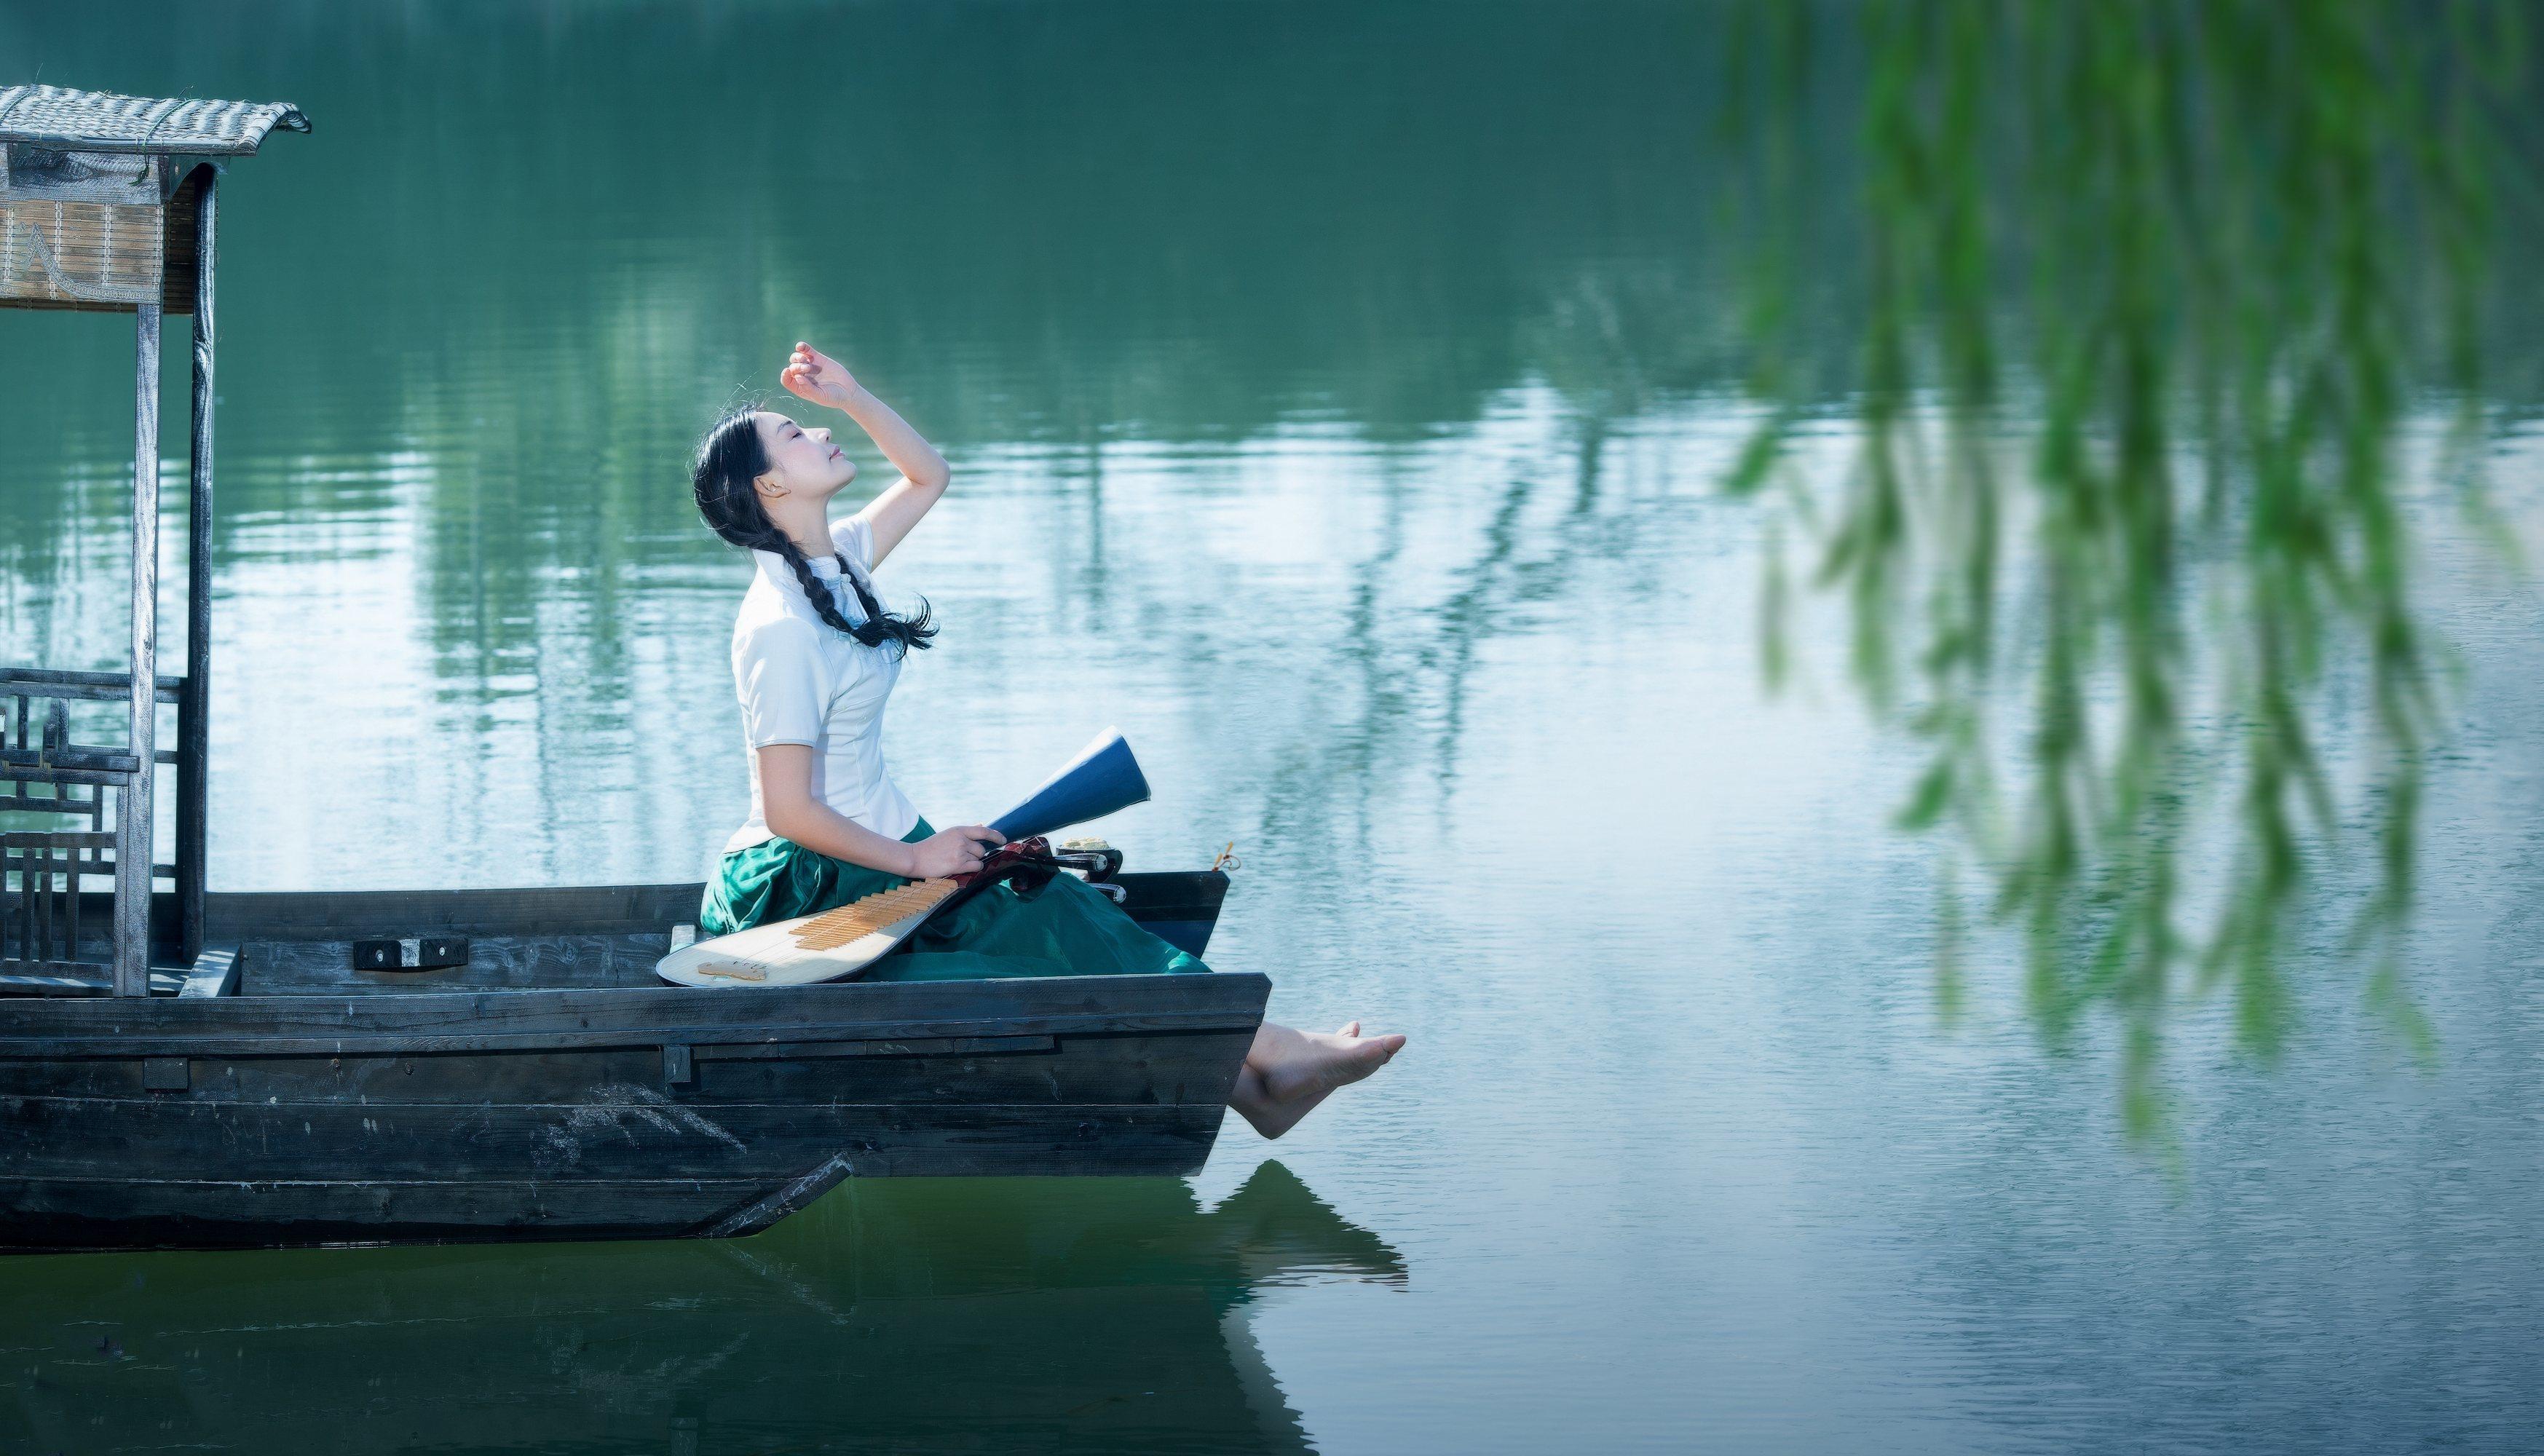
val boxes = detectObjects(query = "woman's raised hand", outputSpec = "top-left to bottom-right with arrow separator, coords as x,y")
781,341 -> 861,410
907,824 -> 1006,879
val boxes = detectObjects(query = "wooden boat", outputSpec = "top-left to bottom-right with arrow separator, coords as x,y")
1,877 -> 1257,1254
0,87 -> 1263,1254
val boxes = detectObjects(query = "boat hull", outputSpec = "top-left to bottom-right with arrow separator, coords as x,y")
0,878 -> 1261,1253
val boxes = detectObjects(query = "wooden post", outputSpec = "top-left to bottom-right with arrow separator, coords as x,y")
177,173 -> 216,965
117,304 -> 161,996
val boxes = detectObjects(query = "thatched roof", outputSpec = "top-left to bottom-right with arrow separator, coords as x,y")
0,85 -> 309,157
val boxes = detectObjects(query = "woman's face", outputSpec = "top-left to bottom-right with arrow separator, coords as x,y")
752,410 -> 856,500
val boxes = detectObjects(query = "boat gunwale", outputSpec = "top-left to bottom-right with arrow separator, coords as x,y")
0,970 -> 1274,1056
199,872 -> 1231,940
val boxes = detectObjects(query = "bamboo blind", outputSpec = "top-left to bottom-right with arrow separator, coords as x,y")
0,198 -> 165,309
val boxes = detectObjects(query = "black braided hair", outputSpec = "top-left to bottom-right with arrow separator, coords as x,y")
691,408 -> 937,657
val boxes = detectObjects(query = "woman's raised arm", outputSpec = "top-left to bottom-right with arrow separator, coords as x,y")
781,341 -> 948,565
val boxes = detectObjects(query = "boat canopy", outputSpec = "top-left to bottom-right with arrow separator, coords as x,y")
0,85 -> 309,156
1,86 -> 305,996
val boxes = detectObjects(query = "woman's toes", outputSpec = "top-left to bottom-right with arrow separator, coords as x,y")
1340,1021 -> 1360,1037
1324,1034 -> 1402,1087
1354,1033 -> 1404,1065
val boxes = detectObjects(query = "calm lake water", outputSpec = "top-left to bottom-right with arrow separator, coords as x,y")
4,4 -> 2542,1452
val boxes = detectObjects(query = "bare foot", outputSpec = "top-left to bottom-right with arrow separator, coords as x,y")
1229,1021 -> 1405,1138
1256,1021 -> 1405,1103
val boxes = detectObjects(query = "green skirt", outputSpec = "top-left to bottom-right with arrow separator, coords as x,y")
698,817 -> 1209,982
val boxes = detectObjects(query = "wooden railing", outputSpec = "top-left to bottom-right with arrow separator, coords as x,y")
0,668 -> 201,995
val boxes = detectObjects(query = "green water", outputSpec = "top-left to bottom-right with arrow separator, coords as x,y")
3,4 -> 2542,1452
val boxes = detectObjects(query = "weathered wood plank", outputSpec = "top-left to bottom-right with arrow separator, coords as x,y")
0,970 -> 1272,1058
0,743 -> 141,774
242,932 -> 665,995
0,1016 -> 1256,1061
0,1094 -> 1223,1183
175,170 -> 214,963
0,1029 -> 1244,1109
114,301 -> 159,997
1107,870 -> 1230,922
688,1032 -> 1246,1107
700,1153 -> 850,1236
207,883 -> 708,940
197,871 -> 1225,943
0,762 -> 138,792
0,667 -> 184,702
0,1175 -> 771,1252
0,967 -> 185,997
695,1033 -> 1056,1061
175,944 -> 238,997
0,969 -> 109,995
0,1055 -> 146,1095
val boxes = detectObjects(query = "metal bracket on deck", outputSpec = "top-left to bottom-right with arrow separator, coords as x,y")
350,936 -> 468,971
663,1043 -> 695,1087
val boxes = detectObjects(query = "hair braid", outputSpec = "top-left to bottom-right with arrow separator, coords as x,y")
839,560 -> 912,636
691,406 -> 938,657
762,530 -> 867,639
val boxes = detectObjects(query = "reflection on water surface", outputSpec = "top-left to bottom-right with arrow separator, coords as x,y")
0,1165 -> 1398,1453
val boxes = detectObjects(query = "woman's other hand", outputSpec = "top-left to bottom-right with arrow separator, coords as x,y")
907,824 -> 1006,879
781,341 -> 861,410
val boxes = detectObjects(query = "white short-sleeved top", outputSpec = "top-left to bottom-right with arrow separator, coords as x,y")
723,513 -> 921,853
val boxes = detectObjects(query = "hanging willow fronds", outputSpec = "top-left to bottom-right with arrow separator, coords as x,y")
1725,0 -> 2528,1142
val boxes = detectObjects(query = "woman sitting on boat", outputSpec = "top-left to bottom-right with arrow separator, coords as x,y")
691,343 -> 1404,1139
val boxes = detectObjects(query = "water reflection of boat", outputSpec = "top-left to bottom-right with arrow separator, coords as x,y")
0,85 -> 1263,1252
0,1161 -> 1399,1454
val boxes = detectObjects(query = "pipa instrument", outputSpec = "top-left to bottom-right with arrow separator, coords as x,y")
657,729 -> 1152,988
